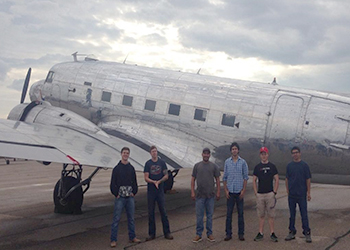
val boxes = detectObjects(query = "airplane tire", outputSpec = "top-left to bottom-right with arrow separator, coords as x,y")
53,176 -> 83,214
6,160 -> 10,165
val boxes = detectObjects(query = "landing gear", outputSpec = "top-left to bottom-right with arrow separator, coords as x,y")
53,164 -> 101,214
164,169 -> 179,193
54,175 -> 83,214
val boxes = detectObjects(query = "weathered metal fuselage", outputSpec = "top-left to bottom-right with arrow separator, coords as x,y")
29,60 -> 350,185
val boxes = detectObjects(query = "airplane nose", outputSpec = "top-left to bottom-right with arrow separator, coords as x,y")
29,80 -> 45,102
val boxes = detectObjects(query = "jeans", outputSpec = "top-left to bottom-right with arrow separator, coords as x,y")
110,197 -> 135,241
225,192 -> 244,236
148,189 -> 170,236
196,197 -> 215,237
288,196 -> 310,234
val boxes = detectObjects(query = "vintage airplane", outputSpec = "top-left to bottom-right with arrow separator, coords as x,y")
1,53 -> 350,214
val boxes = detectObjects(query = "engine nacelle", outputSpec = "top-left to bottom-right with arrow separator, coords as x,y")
7,101 -> 108,137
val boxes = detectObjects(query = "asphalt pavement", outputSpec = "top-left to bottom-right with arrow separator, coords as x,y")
0,159 -> 349,250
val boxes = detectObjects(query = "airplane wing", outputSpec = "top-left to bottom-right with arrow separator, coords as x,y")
100,119 -> 210,170
0,119 -> 146,171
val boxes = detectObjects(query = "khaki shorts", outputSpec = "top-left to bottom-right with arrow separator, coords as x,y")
256,192 -> 276,218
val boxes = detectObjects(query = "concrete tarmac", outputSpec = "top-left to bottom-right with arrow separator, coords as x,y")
0,160 -> 350,250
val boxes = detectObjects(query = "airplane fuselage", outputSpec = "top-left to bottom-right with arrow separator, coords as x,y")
29,59 -> 350,185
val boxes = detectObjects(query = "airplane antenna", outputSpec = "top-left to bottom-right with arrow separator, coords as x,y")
71,52 -> 97,62
271,77 -> 277,85
123,54 -> 129,64
72,52 -> 78,62
197,68 -> 201,74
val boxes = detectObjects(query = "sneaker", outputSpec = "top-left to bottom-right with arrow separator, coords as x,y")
270,232 -> 278,242
239,234 -> 245,241
192,235 -> 202,243
110,241 -> 117,248
129,237 -> 141,243
224,235 -> 232,241
305,233 -> 312,243
145,235 -> 155,241
165,233 -> 174,240
285,231 -> 296,241
207,235 -> 216,242
254,232 -> 264,241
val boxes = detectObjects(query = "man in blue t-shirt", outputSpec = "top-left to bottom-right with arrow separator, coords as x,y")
285,146 -> 312,243
144,145 -> 173,241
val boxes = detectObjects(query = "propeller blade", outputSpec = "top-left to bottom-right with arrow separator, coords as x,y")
20,68 -> 31,104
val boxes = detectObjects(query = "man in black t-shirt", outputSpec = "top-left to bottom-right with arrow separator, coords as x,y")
144,145 -> 173,241
253,147 -> 279,242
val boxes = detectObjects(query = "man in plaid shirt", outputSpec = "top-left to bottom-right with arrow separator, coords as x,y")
223,142 -> 249,241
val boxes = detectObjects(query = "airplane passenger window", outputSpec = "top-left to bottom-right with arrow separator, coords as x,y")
122,95 -> 133,106
84,82 -> 92,86
45,71 -> 54,83
168,104 -> 181,116
194,108 -> 207,121
221,114 -> 235,127
145,99 -> 156,111
101,91 -> 112,102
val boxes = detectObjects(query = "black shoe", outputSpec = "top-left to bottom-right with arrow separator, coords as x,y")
285,231 -> 296,241
254,232 -> 264,241
305,232 -> 312,243
270,232 -> 278,242
239,235 -> 245,241
165,234 -> 174,240
224,235 -> 232,241
146,235 -> 155,241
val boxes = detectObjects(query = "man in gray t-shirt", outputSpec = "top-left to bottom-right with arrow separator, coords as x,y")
191,148 -> 220,243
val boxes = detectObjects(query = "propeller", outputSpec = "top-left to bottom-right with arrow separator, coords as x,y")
20,68 -> 31,104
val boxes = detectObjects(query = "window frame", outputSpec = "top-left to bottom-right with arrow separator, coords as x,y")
168,103 -> 181,116
194,108 -> 207,122
45,71 -> 54,83
101,91 -> 112,102
122,95 -> 133,107
144,99 -> 156,111
221,113 -> 236,127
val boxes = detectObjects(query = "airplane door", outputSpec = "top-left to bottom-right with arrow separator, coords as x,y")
268,94 -> 304,141
304,97 -> 350,148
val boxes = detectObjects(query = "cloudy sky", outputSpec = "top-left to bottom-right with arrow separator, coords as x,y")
1,0 -> 350,118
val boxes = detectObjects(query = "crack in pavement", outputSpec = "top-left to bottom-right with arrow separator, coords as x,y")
325,228 -> 350,250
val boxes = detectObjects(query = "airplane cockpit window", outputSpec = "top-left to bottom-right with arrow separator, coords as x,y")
122,95 -> 133,106
45,71 -> 54,83
84,81 -> 92,86
194,108 -> 207,121
145,99 -> 156,111
221,114 -> 235,127
168,103 -> 181,116
101,91 -> 112,102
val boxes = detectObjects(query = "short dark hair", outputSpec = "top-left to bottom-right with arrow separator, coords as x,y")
230,142 -> 240,151
202,147 -> 211,154
121,147 -> 130,153
291,146 -> 300,153
150,145 -> 157,152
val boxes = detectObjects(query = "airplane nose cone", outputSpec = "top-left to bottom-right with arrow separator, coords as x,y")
29,80 -> 45,102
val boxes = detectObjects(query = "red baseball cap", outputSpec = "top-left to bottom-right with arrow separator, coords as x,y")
260,147 -> 269,154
